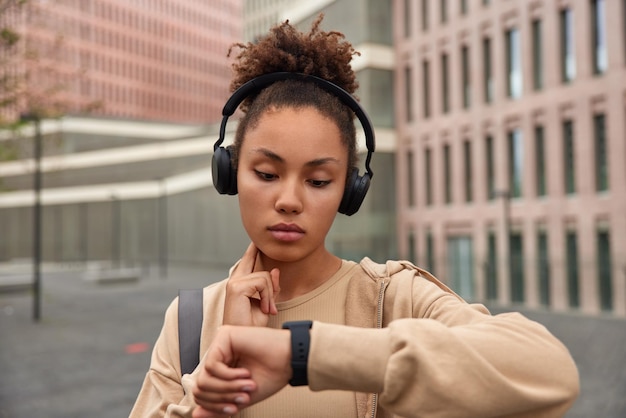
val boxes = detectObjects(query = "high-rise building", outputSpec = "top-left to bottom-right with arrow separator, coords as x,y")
394,0 -> 626,316
12,0 -> 242,124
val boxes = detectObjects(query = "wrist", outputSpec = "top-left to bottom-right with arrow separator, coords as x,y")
282,320 -> 313,386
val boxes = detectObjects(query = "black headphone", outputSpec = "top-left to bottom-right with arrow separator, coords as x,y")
212,72 -> 375,216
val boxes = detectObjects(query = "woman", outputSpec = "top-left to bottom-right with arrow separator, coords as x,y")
130,16 -> 579,418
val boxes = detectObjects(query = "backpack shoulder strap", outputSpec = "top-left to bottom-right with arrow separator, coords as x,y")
178,288 -> 204,376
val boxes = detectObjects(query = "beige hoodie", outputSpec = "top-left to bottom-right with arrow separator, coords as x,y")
130,258 -> 579,417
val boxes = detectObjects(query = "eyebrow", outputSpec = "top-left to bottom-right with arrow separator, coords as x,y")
252,147 -> 341,167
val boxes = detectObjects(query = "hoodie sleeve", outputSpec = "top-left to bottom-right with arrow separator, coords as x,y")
308,278 -> 579,418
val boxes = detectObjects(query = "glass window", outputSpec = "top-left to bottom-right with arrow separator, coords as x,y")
510,232 -> 525,303
591,0 -> 607,74
444,144 -> 452,204
537,230 -> 550,307
505,28 -> 522,99
461,45 -> 471,108
405,66 -> 413,122
441,0 -> 448,23
442,52 -> 450,113
486,135 -> 495,199
407,150 -> 415,207
535,125 -> 546,196
560,8 -> 576,83
563,120 -> 576,194
404,0 -> 412,38
508,128 -> 523,198
426,230 -> 435,274
594,113 -> 609,192
464,140 -> 473,202
421,0 -> 429,31
425,147 -> 433,205
408,229 -> 416,263
447,236 -> 474,300
483,37 -> 493,103
460,0 -> 468,15
422,59 -> 431,118
532,19 -> 543,90
597,228 -> 613,311
486,232 -> 498,300
566,230 -> 580,308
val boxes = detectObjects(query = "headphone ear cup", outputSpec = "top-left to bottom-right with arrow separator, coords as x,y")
339,168 -> 370,216
212,146 -> 238,195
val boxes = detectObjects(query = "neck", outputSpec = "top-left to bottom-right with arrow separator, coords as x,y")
257,249 -> 342,301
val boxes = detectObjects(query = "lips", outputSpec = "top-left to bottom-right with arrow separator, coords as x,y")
268,223 -> 305,242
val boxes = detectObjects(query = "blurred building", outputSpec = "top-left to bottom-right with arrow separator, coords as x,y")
244,0 -> 398,262
18,0 -> 242,123
394,0 -> 626,316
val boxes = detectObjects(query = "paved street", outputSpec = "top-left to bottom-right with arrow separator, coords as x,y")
1,267 -> 625,418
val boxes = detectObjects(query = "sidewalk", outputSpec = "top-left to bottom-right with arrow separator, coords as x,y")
1,267 -> 625,418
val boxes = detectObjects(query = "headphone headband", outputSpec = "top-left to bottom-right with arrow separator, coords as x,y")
214,72 -> 375,179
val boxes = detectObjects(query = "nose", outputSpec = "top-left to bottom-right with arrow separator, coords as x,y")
274,178 -> 303,214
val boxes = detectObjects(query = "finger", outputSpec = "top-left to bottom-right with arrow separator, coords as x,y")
234,242 -> 258,276
269,268 -> 280,315
192,404 -> 240,418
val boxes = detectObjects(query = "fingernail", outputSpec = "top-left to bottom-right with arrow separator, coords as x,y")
234,396 -> 246,404
241,385 -> 252,392
223,405 -> 237,414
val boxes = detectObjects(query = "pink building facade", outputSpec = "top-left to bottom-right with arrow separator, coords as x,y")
20,0 -> 242,123
393,0 -> 626,316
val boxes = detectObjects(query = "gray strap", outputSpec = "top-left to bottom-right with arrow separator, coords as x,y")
178,289 -> 204,376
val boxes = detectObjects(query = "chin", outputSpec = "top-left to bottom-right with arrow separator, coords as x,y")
258,242 -> 311,263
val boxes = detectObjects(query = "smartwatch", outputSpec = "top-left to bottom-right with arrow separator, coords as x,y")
282,320 -> 313,386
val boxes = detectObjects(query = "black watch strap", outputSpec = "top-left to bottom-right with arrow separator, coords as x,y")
282,320 -> 313,386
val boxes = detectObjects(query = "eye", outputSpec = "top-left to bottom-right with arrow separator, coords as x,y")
254,169 -> 276,181
308,179 -> 331,188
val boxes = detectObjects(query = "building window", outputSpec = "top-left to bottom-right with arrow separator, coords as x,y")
444,144 -> 452,204
510,232 -> 524,303
591,0 -> 607,74
486,232 -> 498,300
425,147 -> 433,206
535,125 -> 546,196
508,128 -> 523,198
405,66 -> 413,122
505,28 -> 522,99
441,0 -> 448,23
483,37 -> 493,103
447,236 -> 474,300
486,135 -> 495,200
531,19 -> 543,90
560,8 -> 576,83
461,45 -> 471,109
483,38 -> 493,103
421,0 -> 429,31
563,120 -> 576,194
441,52 -> 450,113
597,228 -> 613,311
566,230 -> 580,308
460,0 -> 468,15
426,230 -> 435,274
404,0 -> 412,38
464,140 -> 473,202
594,113 -> 609,192
407,150 -> 415,207
408,229 -> 416,263
422,59 -> 431,118
483,0 -> 490,5
537,229 -> 550,307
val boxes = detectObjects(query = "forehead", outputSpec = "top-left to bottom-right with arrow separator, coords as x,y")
241,107 -> 348,162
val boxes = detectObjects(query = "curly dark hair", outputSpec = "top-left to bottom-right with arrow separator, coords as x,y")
227,14 -> 361,171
